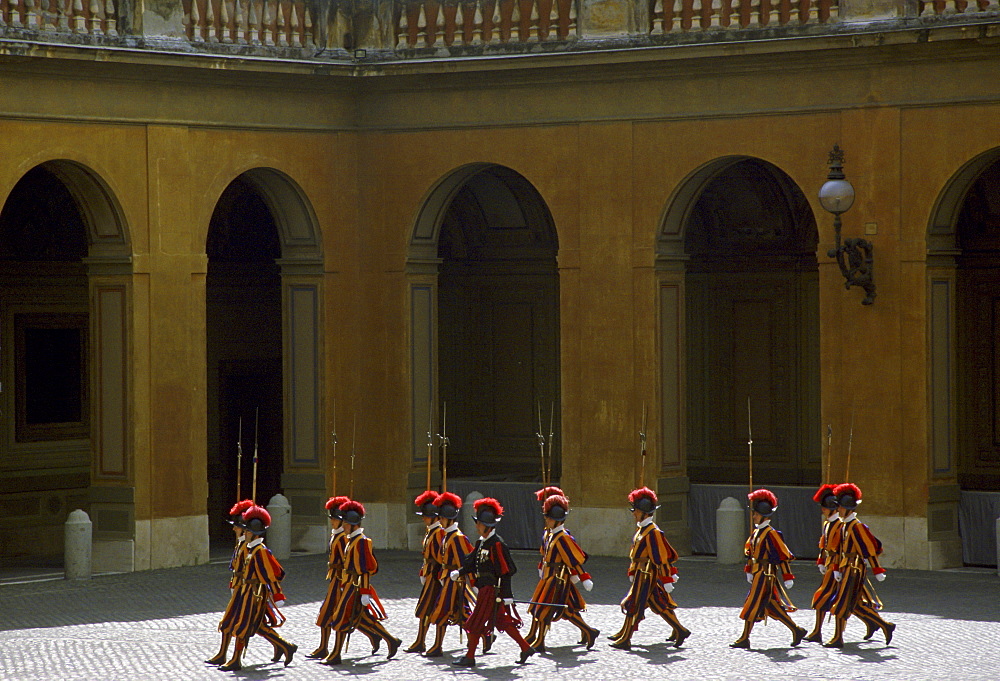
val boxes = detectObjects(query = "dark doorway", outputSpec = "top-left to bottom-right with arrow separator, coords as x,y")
956,159 -> 1000,491
684,159 -> 821,486
206,175 -> 283,543
436,167 -> 560,481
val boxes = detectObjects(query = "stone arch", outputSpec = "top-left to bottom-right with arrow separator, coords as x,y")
0,159 -> 133,568
204,166 -> 326,551
405,163 -> 560,494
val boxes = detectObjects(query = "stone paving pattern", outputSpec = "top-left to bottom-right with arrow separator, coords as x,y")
2,549 -> 998,680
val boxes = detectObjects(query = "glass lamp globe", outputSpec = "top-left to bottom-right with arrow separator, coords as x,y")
818,178 -> 855,215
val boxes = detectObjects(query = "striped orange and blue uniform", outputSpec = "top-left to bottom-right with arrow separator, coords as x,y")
739,523 -> 796,622
620,520 -> 679,621
315,528 -> 347,627
529,527 -> 590,624
218,536 -> 249,636
329,529 -> 386,632
414,523 -> 446,619
427,524 -> 475,626
230,538 -> 287,640
830,516 -> 885,620
810,516 -> 842,611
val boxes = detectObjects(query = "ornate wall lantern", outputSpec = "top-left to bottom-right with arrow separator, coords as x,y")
820,145 -> 875,305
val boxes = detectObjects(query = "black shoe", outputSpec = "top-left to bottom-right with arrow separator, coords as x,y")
283,643 -> 297,667
205,652 -> 227,665
791,626 -> 806,647
518,647 -> 536,664
452,656 -> 476,668
609,639 -> 632,651
483,633 -> 494,653
369,637 -> 381,655
305,647 -> 328,660
883,622 -> 896,646
405,642 -> 425,654
533,643 -> 546,654
863,623 -> 877,640
729,638 -> 750,649
323,654 -> 342,665
219,658 -> 242,672
582,627 -> 600,650
804,631 -> 823,644
271,648 -> 282,663
386,637 -> 402,659
823,638 -> 844,649
673,628 -> 690,648
424,647 -> 443,658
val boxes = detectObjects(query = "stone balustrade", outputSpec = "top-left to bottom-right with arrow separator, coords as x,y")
1,0 -> 997,55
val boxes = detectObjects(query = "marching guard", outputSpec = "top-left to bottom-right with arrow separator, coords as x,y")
323,500 -> 402,665
309,496 -> 381,661
424,491 -> 476,657
450,497 -> 536,668
407,490 -> 445,654
206,498 -> 254,666
525,494 -> 599,652
824,483 -> 895,648
219,504 -> 297,672
609,486 -> 690,651
805,483 -> 842,643
731,488 -> 806,650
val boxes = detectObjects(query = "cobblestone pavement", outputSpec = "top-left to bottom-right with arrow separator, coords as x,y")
2,550 -> 998,681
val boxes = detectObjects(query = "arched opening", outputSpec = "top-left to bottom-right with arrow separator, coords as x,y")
0,161 -> 131,568
205,168 -> 324,551
926,147 -> 1000,567
407,163 -> 560,496
662,157 -> 821,486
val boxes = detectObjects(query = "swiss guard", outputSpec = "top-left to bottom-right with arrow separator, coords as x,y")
824,483 -> 895,648
450,497 -> 535,668
309,496 -> 381,662
407,490 -> 444,654
609,486 -> 690,651
220,504 -> 297,672
323,500 -> 402,665
731,489 -> 806,650
206,498 -> 254,666
424,491 -> 475,657
525,494 -> 599,652
805,484 -> 842,643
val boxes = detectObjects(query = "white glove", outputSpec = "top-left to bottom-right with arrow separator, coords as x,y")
746,572 -> 753,584
629,574 -> 635,583
784,579 -> 794,589
570,574 -> 581,584
420,575 -> 426,585
833,571 -> 842,582
449,570 -> 460,581
875,572 -> 886,582
818,564 -> 827,575
503,598 -> 514,605
582,579 -> 594,592
538,568 -> 543,579
361,594 -> 371,606
473,587 -> 479,595
273,598 -> 286,607
664,582 -> 674,593
672,573 -> 679,583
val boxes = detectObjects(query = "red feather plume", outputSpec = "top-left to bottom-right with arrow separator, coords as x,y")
339,500 -> 366,518
434,492 -> 463,509
812,484 -> 837,504
543,494 -> 569,514
535,485 -> 565,502
229,499 -> 254,517
833,482 -> 862,501
748,488 -> 778,508
628,486 -> 658,506
473,497 -> 503,517
414,490 -> 440,507
242,505 -> 271,526
325,495 -> 351,511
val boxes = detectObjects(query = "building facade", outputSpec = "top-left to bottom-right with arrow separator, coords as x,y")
2,0 -> 998,571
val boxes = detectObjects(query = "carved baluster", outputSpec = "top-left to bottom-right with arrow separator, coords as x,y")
25,0 -> 38,28
510,0 -> 521,42
277,0 -> 287,46
189,0 -> 201,40
105,0 -> 116,33
11,0 -> 23,28
416,2 -> 427,45
89,0 -> 102,33
291,2 -> 301,46
453,2 -> 464,44
648,0 -> 661,32
436,0 -> 447,46
567,0 -> 575,37
472,0 -> 483,43
207,0 -> 217,41
397,3 -> 409,47
528,0 -> 540,41
73,0 -> 86,32
219,0 -> 230,42
748,0 -> 761,27
235,0 -> 246,43
56,0 -> 70,30
248,0 -> 260,44
263,0 -> 274,45
709,0 -> 721,26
